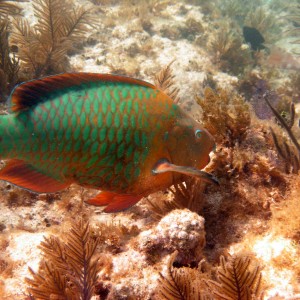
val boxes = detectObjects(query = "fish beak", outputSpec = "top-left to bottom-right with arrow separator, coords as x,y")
152,159 -> 219,185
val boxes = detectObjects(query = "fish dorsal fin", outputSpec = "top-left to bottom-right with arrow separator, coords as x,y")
10,73 -> 156,112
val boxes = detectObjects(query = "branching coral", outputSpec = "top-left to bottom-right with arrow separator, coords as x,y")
0,0 -> 21,17
12,0 -> 94,78
26,219 -> 101,300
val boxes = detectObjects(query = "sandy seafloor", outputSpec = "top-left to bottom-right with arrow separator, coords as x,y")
1,0 -> 300,299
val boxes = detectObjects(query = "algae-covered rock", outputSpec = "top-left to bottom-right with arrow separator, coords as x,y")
138,209 -> 205,264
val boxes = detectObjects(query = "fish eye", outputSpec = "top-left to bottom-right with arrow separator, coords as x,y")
195,129 -> 202,139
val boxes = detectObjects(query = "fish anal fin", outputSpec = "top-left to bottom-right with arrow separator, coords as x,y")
11,73 -> 156,112
85,191 -> 142,213
0,159 -> 69,193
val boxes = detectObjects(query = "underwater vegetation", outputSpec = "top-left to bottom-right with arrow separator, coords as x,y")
207,21 -> 252,75
0,1 -> 21,102
196,87 -> 251,145
264,92 -> 300,173
1,0 -> 300,298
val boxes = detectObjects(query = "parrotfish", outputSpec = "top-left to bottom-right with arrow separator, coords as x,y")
0,73 -> 217,212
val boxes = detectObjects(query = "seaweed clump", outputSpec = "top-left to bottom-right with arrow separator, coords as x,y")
196,87 -> 251,145
26,219 -> 101,300
12,0 -> 94,78
208,22 -> 252,75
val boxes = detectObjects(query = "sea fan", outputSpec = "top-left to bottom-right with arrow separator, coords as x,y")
26,219 -> 101,300
154,61 -> 180,104
207,255 -> 263,300
156,251 -> 212,300
156,252 -> 263,300
0,0 -> 21,18
146,178 -> 206,219
12,0 -> 94,77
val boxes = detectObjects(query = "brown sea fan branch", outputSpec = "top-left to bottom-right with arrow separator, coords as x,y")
156,251 -> 212,300
207,255 -> 263,300
26,219 -> 101,300
154,61 -> 180,104
12,0 -> 94,77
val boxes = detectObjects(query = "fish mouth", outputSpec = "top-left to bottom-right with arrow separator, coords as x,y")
168,164 -> 219,185
152,159 -> 219,186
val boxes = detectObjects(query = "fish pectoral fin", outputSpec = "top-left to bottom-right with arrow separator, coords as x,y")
152,159 -> 219,185
0,159 -> 69,193
85,191 -> 142,213
85,191 -> 118,206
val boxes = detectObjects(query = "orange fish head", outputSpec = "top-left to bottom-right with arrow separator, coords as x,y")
166,116 -> 215,171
